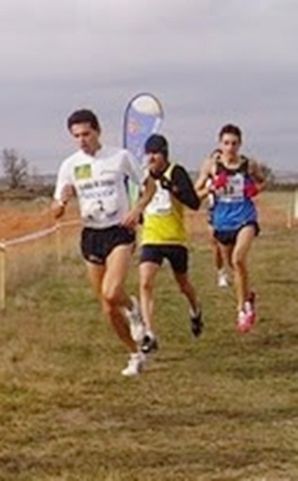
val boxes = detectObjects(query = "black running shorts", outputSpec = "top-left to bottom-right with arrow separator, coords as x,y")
81,225 -> 135,265
214,221 -> 260,246
140,244 -> 188,274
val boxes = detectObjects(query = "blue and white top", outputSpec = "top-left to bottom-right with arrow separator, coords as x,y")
212,156 -> 257,232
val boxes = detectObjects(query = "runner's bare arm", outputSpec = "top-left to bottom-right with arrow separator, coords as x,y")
249,159 -> 267,192
195,157 -> 214,199
51,184 -> 75,219
121,176 -> 156,228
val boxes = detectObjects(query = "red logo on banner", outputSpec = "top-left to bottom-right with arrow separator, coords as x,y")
127,119 -> 140,135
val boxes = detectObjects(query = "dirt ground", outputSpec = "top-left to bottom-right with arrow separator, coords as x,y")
0,192 -> 295,242
0,201 -> 79,241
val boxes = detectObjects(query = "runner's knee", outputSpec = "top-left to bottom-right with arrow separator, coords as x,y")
102,284 -> 121,306
231,252 -> 246,270
140,276 -> 155,292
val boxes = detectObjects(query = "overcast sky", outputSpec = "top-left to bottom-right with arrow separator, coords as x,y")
0,0 -> 297,174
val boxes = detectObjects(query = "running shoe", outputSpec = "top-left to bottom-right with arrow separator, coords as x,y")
141,333 -> 159,354
236,293 -> 256,333
236,310 -> 249,333
244,291 -> 256,327
190,310 -> 203,337
121,352 -> 146,377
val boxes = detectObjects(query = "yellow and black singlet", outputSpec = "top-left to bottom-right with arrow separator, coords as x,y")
141,163 -> 200,245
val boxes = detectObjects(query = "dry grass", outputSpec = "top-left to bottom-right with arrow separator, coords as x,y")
0,202 -> 298,480
5,223 -> 80,292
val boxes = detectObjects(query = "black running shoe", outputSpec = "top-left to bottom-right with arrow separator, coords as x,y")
141,334 -> 159,354
190,311 -> 203,337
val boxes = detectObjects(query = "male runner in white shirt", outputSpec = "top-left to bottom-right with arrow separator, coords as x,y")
52,109 -> 155,376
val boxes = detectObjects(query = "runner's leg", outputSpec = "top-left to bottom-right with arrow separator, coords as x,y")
231,225 -> 255,312
173,271 -> 201,316
208,224 -> 228,286
101,244 -> 138,353
85,261 -> 106,302
173,270 -> 203,336
168,245 -> 203,336
139,261 -> 160,335
208,224 -> 224,270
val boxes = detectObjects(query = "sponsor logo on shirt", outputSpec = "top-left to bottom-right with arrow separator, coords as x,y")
74,164 -> 92,180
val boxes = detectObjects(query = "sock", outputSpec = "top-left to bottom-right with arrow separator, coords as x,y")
145,329 -> 155,338
189,306 -> 200,318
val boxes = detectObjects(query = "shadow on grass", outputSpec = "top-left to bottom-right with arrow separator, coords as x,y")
267,278 -> 298,286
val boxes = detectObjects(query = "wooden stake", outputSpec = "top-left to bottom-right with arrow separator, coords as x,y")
0,242 -> 6,312
55,223 -> 62,265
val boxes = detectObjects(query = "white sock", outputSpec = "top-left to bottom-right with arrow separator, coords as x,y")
244,300 -> 252,313
189,306 -> 200,318
145,329 -> 155,338
123,306 -> 132,319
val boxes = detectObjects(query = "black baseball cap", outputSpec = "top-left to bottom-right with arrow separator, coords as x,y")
144,134 -> 168,157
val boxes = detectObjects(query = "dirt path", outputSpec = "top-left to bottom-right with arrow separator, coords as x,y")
0,194 -> 294,242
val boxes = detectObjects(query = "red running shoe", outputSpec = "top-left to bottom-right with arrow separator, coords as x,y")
236,292 -> 256,333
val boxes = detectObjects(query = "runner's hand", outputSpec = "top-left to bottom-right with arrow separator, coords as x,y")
212,172 -> 228,191
121,206 -> 141,229
244,180 -> 258,198
60,184 -> 75,205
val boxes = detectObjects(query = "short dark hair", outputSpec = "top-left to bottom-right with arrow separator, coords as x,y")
67,109 -> 100,132
219,124 -> 242,142
144,134 -> 169,159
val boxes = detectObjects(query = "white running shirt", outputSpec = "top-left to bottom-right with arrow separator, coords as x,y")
54,146 -> 142,229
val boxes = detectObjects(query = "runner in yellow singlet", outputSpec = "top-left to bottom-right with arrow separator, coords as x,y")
139,134 -> 203,353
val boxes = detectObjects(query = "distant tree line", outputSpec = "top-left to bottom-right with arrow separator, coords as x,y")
0,148 -> 296,195
0,148 -> 54,197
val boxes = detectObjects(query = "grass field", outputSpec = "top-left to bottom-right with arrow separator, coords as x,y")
0,195 -> 298,481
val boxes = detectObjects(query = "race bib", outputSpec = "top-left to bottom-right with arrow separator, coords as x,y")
146,184 -> 172,215
220,173 -> 245,203
79,174 -> 120,222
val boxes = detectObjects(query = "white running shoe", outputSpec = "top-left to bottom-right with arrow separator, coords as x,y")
121,352 -> 146,377
124,296 -> 145,343
217,271 -> 229,288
